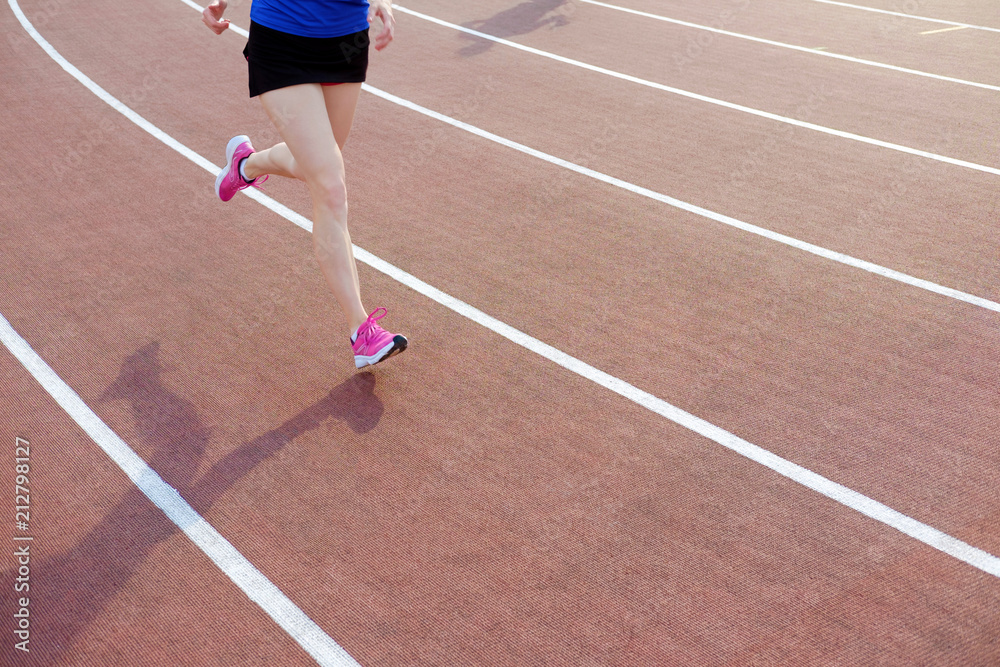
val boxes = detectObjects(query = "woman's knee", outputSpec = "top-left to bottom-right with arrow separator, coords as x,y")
306,171 -> 348,214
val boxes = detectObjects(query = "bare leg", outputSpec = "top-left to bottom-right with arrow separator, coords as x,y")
247,83 -> 368,334
322,83 -> 364,318
243,84 -> 360,179
321,82 -> 362,150
244,142 -> 297,179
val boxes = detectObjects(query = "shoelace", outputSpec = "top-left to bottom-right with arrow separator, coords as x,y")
237,155 -> 269,191
245,173 -> 269,192
355,307 -> 388,343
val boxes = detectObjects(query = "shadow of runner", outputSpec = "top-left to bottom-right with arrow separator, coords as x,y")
7,342 -> 382,664
459,0 -> 571,57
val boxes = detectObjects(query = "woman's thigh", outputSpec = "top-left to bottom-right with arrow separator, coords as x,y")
322,82 -> 363,150
258,83 -> 344,186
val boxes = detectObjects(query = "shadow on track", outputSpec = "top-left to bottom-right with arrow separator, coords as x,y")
7,342 -> 382,664
460,0 -> 572,57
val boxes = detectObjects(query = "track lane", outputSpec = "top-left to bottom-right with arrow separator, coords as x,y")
362,12 -> 1000,301
174,1 -> 1000,560
7,0 -> 1000,664
163,1 -> 1000,313
119,0 -> 1000,560
347,93 -> 1000,555
576,0 -> 1000,91
615,0 -> 1000,90
809,0 -> 1000,30
601,0 -> 1000,45
17,0 -> 1000,556
0,339 -> 317,664
128,1 -> 1000,307
398,0 -> 1000,170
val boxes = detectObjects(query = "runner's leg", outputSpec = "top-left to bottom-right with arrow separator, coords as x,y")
250,83 -> 368,334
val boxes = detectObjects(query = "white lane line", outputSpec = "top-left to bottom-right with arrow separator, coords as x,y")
809,0 -> 1000,33
16,0 -> 1000,581
179,0 -> 249,35
393,5 -> 1000,178
6,2 -> 360,665
578,0 -> 1000,92
362,86 -> 1000,315
0,320 -> 361,667
920,25 -> 970,35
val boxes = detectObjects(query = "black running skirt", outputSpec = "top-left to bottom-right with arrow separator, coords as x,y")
243,21 -> 369,98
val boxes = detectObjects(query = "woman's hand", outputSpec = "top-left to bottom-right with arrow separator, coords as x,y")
202,0 -> 231,34
368,0 -> 395,51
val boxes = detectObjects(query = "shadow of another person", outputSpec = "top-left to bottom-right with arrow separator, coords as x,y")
460,0 -> 572,56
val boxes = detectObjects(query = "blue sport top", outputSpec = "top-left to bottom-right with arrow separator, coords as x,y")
251,0 -> 370,38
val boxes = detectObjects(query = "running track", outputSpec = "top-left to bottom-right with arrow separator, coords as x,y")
1,0 -> 998,664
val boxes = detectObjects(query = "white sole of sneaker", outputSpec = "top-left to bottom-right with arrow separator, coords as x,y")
354,336 -> 407,368
215,134 -> 251,201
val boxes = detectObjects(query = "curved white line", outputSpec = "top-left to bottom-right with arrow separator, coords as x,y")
809,0 -> 1000,33
9,0 -> 1000,585
178,0 -> 1000,314
7,2 -> 361,665
580,0 -> 1000,92
393,5 -> 1000,178
361,86 -> 1000,314
0,315 -> 364,667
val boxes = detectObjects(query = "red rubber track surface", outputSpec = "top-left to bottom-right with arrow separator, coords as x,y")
1,0 -> 998,664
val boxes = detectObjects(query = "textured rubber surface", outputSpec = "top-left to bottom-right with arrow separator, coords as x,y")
1,0 -> 998,664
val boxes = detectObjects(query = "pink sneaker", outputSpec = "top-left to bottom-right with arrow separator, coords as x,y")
352,308 -> 408,368
215,135 -> 267,202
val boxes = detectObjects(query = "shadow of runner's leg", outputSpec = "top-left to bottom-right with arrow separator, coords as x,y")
8,343 -> 382,663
